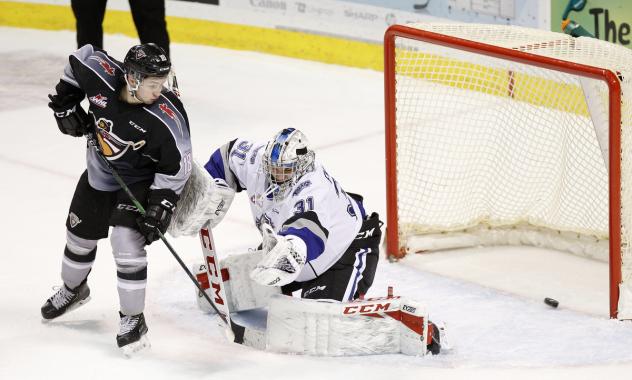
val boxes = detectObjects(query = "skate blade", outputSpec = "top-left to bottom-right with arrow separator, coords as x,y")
120,334 -> 151,358
41,296 -> 92,323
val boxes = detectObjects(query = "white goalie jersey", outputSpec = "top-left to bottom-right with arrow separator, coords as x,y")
203,138 -> 365,282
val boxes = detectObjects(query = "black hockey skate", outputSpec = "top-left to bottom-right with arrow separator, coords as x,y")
117,312 -> 150,357
41,281 -> 91,320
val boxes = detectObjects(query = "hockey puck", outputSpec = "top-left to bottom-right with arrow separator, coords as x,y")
544,297 -> 559,308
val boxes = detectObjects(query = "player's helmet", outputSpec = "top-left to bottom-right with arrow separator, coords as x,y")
124,43 -> 171,78
262,128 -> 315,201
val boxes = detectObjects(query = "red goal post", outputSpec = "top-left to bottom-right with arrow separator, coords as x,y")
384,23 -> 628,319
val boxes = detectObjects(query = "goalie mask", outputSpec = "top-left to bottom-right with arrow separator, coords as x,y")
262,128 -> 315,201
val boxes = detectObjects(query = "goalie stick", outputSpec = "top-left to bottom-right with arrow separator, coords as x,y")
198,221 -> 249,343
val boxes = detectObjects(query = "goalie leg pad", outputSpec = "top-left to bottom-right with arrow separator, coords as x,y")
266,295 -> 433,356
194,251 -> 281,313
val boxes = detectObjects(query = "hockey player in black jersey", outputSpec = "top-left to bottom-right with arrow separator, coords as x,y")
41,43 -> 192,355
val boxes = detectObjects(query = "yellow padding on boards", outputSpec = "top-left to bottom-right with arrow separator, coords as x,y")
0,1 -> 75,31
0,1 -> 588,114
396,51 -> 588,117
0,1 -> 383,71
168,16 -> 383,70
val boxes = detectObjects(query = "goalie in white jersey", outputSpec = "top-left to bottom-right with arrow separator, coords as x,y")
203,128 -> 381,301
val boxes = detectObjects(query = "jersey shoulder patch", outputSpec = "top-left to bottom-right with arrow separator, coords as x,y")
292,180 -> 313,197
161,89 -> 183,107
145,95 -> 189,139
78,50 -> 123,91
249,142 -> 266,165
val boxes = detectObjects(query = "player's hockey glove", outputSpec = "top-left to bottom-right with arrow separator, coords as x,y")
47,81 -> 89,137
250,223 -> 307,286
137,189 -> 178,245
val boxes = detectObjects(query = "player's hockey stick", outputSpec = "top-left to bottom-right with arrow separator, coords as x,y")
85,133 -> 233,325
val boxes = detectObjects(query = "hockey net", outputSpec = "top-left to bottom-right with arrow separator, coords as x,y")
384,23 -> 632,319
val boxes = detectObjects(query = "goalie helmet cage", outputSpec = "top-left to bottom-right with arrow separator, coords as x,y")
383,23 -> 632,319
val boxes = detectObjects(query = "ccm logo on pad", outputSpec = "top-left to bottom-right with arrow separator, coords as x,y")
343,302 -> 393,315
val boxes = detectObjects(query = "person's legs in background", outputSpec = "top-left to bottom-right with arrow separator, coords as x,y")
129,0 -> 170,57
71,0 -> 108,49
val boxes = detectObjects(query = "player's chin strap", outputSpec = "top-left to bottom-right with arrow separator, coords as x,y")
124,72 -> 143,102
169,69 -> 181,98
85,132 -> 230,324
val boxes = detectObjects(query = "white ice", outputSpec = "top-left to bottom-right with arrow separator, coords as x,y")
1,27 -> 632,380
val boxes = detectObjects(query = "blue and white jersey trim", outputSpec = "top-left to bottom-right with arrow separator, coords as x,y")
343,248 -> 369,301
280,213 -> 329,263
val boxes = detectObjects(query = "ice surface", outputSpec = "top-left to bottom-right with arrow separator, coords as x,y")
1,27 -> 632,380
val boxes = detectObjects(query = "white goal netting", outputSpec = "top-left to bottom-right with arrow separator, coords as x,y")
389,23 -> 632,318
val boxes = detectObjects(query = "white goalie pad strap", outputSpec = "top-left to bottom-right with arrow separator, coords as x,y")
193,251 -> 281,313
168,161 -> 235,237
266,295 -> 429,356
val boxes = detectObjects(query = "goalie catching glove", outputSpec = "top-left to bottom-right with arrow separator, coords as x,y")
250,223 -> 307,287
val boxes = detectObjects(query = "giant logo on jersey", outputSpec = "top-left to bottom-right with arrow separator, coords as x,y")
95,117 -> 146,160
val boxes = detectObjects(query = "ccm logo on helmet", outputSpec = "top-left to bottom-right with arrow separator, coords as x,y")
343,302 -> 394,315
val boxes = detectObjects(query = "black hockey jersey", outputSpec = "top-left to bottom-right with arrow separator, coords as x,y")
59,44 -> 192,194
